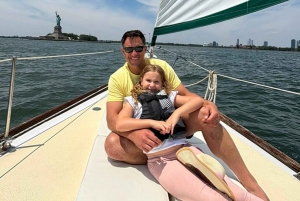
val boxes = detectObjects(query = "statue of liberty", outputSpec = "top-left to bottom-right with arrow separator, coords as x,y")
55,11 -> 61,26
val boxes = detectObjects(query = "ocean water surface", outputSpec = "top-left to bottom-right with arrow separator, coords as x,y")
0,38 -> 299,163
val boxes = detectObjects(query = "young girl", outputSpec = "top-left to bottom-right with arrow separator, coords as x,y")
116,64 -> 263,201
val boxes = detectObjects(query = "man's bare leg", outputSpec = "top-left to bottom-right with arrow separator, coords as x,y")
105,132 -> 147,165
201,124 -> 269,200
183,109 -> 269,201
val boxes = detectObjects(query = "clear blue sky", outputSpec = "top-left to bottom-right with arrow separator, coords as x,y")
1,0 -> 299,47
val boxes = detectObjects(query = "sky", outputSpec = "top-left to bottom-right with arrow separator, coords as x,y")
0,0 -> 299,47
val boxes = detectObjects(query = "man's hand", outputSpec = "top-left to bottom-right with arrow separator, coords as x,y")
128,129 -> 162,153
200,104 -> 220,126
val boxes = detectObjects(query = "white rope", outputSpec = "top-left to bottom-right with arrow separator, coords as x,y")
18,50 -> 115,60
218,73 -> 300,96
185,60 -> 210,72
176,57 -> 300,97
185,75 -> 208,87
204,71 -> 217,103
0,50 -> 116,62
0,58 -> 11,63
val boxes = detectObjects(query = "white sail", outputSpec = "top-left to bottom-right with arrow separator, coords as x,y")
156,0 -> 248,27
151,0 -> 288,45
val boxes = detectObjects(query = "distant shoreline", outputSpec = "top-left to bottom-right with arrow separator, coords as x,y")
0,36 -> 119,44
1,36 -> 299,51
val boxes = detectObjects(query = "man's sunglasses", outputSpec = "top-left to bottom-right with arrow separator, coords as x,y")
123,46 -> 145,53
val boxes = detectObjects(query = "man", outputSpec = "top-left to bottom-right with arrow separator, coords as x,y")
105,30 -> 269,201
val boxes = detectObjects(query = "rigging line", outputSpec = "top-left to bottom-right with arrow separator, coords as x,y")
218,73 -> 300,96
0,58 -> 11,63
170,52 -> 299,96
0,50 -> 117,62
18,50 -> 116,60
185,75 -> 208,87
185,60 -> 210,72
154,46 -> 210,72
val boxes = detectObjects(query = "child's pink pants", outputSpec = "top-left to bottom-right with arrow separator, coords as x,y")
147,144 -> 263,201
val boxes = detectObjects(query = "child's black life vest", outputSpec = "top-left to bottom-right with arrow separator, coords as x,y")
138,91 -> 186,141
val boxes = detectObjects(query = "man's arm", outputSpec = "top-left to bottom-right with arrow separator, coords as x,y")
106,101 -> 123,132
175,83 -> 220,125
106,101 -> 161,152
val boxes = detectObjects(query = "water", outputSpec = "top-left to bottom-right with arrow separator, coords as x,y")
1,38 -> 299,163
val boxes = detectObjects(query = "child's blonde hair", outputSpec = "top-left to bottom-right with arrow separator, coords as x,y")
131,64 -> 172,105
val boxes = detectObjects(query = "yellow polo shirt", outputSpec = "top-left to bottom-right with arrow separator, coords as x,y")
107,58 -> 181,102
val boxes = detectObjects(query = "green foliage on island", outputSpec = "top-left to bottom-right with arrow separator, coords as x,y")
62,33 -> 79,40
255,46 -> 278,50
255,46 -> 300,51
61,33 -> 98,41
79,34 -> 98,41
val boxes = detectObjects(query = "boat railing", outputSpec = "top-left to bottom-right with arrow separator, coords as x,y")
0,50 -> 116,151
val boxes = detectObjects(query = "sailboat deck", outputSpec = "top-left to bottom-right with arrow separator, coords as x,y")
0,94 -> 107,201
221,125 -> 300,201
0,95 -> 299,201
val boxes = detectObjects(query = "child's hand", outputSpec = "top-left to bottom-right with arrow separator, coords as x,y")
151,120 -> 171,134
166,112 -> 180,135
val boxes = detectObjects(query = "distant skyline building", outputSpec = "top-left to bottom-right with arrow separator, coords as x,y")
297,40 -> 300,47
291,39 -> 296,49
247,38 -> 254,46
236,38 -> 240,48
264,41 -> 268,47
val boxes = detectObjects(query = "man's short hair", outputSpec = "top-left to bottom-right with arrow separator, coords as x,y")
121,30 -> 146,46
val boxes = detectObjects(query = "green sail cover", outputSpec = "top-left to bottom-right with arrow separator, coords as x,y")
151,0 -> 288,46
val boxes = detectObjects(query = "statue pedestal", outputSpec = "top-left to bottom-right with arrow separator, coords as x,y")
54,26 -> 62,33
53,26 -> 62,39
40,25 -> 69,40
